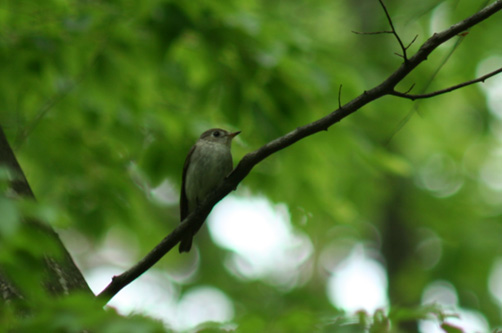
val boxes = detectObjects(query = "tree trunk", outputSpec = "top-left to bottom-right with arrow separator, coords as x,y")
0,126 -> 92,305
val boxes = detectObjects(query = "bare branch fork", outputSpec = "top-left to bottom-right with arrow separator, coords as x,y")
97,0 -> 502,304
353,0 -> 418,60
377,0 -> 411,60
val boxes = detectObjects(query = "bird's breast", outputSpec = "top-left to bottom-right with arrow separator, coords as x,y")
184,142 -> 233,210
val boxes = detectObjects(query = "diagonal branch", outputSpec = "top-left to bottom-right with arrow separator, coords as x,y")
390,67 -> 502,100
97,0 -> 502,304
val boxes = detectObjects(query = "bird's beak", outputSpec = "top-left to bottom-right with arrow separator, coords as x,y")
228,131 -> 241,139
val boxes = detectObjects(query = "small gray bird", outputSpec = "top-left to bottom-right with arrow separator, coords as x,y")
179,128 -> 240,253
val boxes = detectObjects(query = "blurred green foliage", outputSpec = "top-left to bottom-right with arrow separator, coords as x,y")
1,0 -> 502,331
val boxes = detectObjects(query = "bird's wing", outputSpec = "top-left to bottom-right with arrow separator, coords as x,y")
180,144 -> 196,221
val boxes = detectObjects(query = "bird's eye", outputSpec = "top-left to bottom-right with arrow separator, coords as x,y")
213,131 -> 221,137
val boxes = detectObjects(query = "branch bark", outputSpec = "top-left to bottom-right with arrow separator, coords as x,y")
98,0 -> 502,304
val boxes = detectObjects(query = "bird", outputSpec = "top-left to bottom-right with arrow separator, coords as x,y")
179,128 -> 240,253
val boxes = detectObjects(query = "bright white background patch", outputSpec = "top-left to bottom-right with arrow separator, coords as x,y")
326,245 -> 388,313
208,195 -> 313,289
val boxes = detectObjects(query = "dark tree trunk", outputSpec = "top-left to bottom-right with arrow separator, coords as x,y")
0,126 -> 92,305
381,177 -> 421,332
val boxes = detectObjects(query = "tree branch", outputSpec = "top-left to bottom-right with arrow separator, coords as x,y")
97,0 -> 502,304
390,67 -> 502,100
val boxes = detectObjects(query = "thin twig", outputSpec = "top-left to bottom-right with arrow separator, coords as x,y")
405,35 -> 419,50
403,83 -> 415,95
378,0 -> 409,61
391,67 -> 502,100
14,79 -> 81,148
14,43 -> 105,148
354,1 -> 416,62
